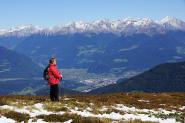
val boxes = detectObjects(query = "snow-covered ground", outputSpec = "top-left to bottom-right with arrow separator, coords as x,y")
0,116 -> 16,123
68,105 -> 179,123
0,98 -> 182,123
179,106 -> 185,110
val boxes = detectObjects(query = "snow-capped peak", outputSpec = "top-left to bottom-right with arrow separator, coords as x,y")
160,16 -> 179,23
72,21 -> 88,29
0,17 -> 185,37
0,24 -> 43,37
159,16 -> 185,30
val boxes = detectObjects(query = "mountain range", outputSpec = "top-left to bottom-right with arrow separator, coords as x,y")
0,16 -> 185,37
0,16 -> 185,94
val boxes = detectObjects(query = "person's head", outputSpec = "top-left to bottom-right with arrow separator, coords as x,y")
49,57 -> 56,65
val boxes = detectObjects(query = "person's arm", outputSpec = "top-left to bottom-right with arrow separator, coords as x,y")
50,66 -> 61,79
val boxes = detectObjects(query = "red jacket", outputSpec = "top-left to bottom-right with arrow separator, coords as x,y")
48,64 -> 62,85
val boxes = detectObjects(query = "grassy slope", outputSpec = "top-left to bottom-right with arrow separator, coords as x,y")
0,92 -> 184,123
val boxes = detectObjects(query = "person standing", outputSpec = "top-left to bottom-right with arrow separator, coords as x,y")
47,57 -> 62,101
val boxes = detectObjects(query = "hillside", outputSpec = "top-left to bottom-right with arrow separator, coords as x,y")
89,61 -> 185,94
0,46 -> 41,78
0,46 -> 44,95
12,31 -> 185,74
0,93 -> 184,123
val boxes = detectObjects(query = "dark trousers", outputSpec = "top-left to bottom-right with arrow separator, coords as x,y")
50,84 -> 59,101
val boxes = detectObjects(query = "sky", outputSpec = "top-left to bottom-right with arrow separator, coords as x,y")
0,0 -> 185,28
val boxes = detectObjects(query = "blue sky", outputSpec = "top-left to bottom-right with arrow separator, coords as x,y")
0,0 -> 185,28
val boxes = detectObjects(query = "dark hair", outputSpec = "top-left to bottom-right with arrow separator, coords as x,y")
49,57 -> 56,64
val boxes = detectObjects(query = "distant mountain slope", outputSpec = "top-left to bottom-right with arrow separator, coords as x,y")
13,31 -> 185,74
0,46 -> 43,94
89,61 -> 185,94
0,46 -> 42,78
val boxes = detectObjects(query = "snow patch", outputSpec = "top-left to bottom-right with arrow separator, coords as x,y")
138,99 -> 150,103
114,104 -> 176,115
28,118 -> 47,123
64,119 -> 73,123
179,106 -> 185,110
86,107 -> 92,111
69,107 -> 179,123
64,98 -> 71,101
99,106 -> 108,112
0,116 -> 16,123
0,103 -> 65,117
